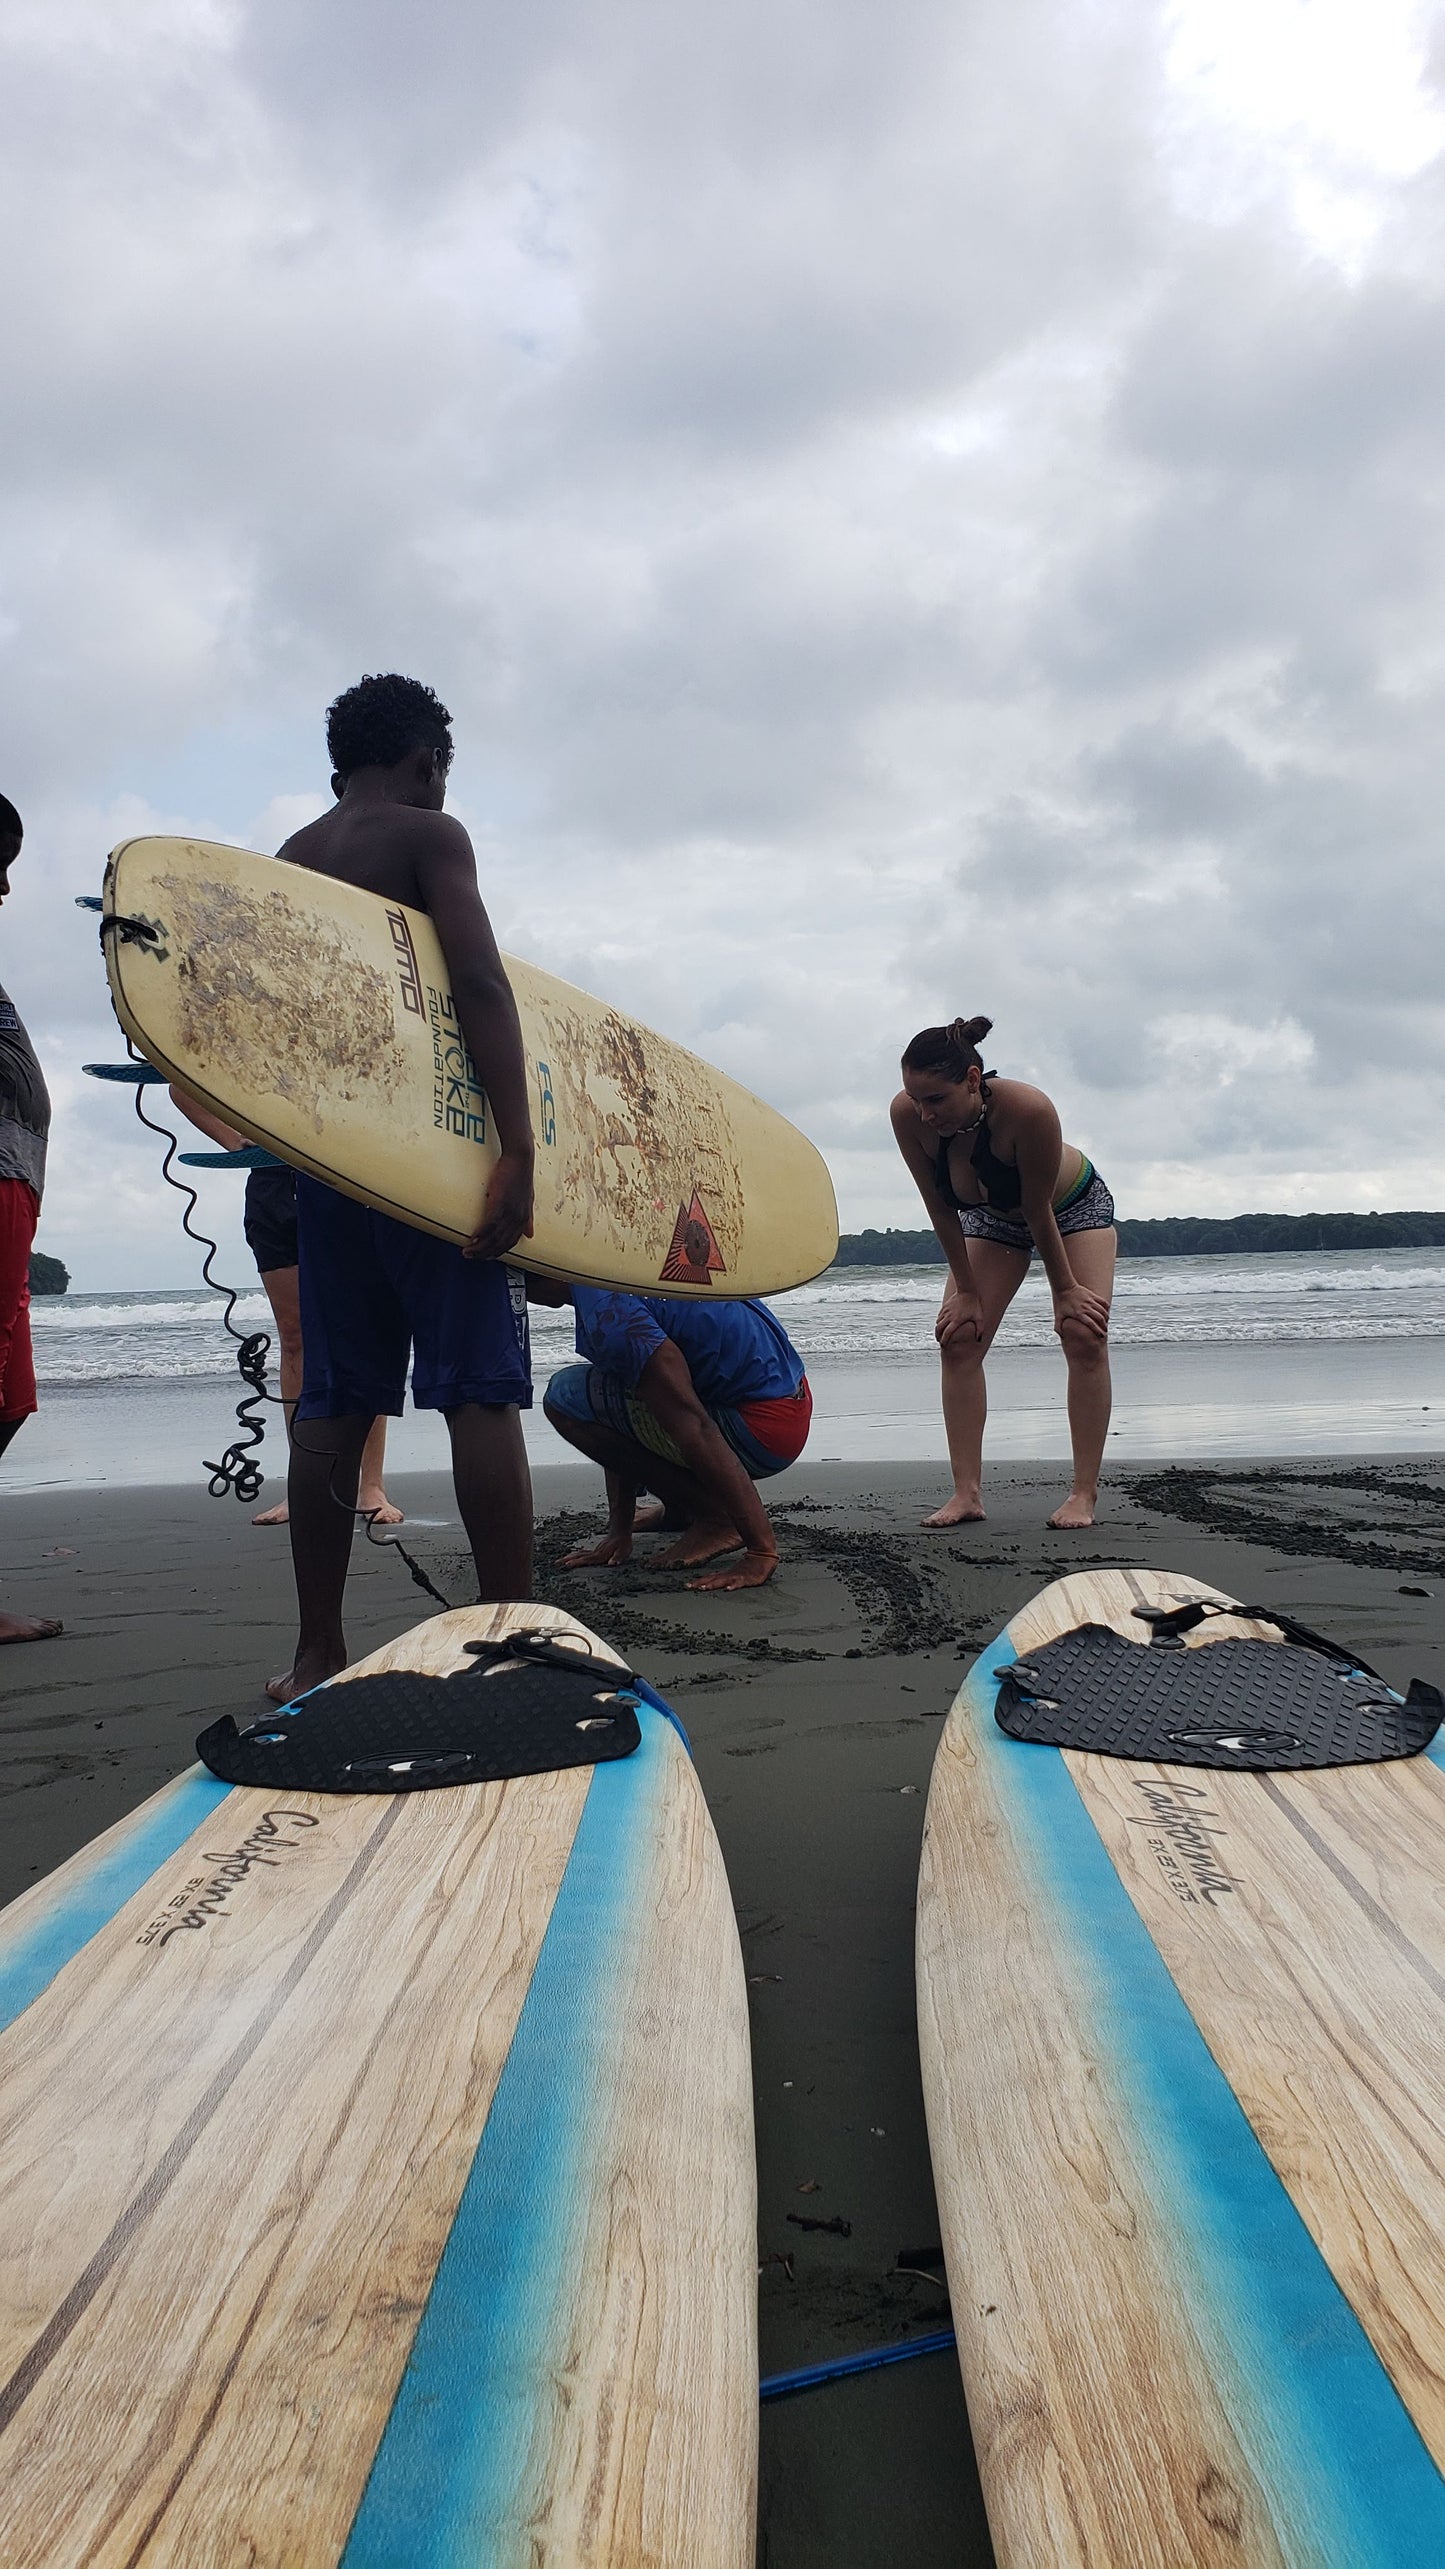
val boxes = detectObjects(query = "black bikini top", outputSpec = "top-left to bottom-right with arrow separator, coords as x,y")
934,1079 -> 1022,1213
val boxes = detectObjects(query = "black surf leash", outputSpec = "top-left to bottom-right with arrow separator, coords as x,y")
82,953 -> 452,1607
1133,1595 -> 1385,1669
83,1052 -> 273,1504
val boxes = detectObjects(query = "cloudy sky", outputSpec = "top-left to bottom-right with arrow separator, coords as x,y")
4,0 -> 1445,1287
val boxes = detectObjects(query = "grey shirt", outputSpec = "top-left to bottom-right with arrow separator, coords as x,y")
0,979 -> 49,1199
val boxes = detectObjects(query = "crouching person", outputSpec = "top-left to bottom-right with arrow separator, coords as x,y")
538,1284 -> 812,1593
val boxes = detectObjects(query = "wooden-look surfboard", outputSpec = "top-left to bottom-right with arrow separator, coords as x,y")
0,1604 -> 757,2567
100,835 -> 838,1296
917,1568 -> 1445,2568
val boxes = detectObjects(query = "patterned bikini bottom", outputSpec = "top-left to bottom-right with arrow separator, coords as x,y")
954,1165 -> 1115,1254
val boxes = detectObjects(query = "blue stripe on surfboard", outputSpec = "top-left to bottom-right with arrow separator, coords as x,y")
972,1631 -> 1445,2563
632,1674 -> 693,1757
0,1768 -> 233,2035
339,1704 -> 672,2566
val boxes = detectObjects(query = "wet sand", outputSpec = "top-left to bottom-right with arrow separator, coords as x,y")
3,1454 -> 1444,2566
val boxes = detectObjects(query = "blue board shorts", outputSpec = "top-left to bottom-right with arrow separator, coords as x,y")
294,1176 -> 532,1420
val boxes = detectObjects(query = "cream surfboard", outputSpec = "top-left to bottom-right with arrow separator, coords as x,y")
0,1604 -> 757,2567
917,1568 -> 1445,2568
100,834 -> 838,1296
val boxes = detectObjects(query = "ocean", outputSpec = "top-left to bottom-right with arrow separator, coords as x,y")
9,1246 -> 1445,1494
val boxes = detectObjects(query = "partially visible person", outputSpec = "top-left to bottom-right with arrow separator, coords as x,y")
168,1089 -> 400,1530
268,674 -> 535,1702
891,1013 -> 1115,1530
0,796 -> 61,1644
538,1282 -> 812,1593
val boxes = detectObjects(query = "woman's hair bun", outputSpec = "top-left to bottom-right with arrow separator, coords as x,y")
901,1014 -> 994,1080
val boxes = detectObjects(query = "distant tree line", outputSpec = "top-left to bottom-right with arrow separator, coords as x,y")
28,1251 -> 69,1295
833,1213 -> 1445,1268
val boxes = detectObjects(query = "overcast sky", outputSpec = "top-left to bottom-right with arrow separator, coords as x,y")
4,0 -> 1445,1288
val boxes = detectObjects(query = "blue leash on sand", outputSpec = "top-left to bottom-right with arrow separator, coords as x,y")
759,2327 -> 957,2402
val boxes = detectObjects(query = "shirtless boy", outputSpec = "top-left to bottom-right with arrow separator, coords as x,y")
268,675 -> 535,1702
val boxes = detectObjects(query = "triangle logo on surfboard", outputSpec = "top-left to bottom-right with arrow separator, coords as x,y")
660,1190 -> 728,1285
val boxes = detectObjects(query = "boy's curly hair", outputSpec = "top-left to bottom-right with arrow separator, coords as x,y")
325,674 -> 454,779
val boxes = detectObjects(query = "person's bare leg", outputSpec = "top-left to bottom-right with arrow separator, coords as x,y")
358,1415 -> 402,1526
270,1410 -> 370,1699
927,1342 -> 988,1527
0,1413 -> 62,1641
1048,1227 -> 1117,1529
253,1264 -> 303,1527
446,1403 -> 533,1601
542,1402 -> 733,1558
923,1241 -> 1030,1527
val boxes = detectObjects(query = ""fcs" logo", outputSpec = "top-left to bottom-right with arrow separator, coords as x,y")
536,1059 -> 557,1146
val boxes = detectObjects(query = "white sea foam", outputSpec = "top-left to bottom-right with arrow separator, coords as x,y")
769,1248 -> 1445,1357
27,1245 -> 1445,1389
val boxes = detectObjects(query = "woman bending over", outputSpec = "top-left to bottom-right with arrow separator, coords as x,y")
891,1015 -> 1115,1529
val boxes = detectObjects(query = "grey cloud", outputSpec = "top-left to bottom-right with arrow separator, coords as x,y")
1118,246 -> 1445,477
5,0 -> 1445,1282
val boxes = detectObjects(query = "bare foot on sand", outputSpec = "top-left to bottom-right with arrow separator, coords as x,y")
253,1498 -> 289,1527
652,1524 -> 745,1570
633,1501 -> 691,1533
0,1611 -> 63,1643
922,1494 -> 986,1528
266,1646 -> 346,1705
1047,1493 -> 1097,1529
688,1548 -> 779,1593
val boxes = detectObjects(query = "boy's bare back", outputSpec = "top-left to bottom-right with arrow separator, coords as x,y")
278,767 -> 475,918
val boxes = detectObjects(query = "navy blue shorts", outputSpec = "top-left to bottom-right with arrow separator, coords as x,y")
294,1176 -> 532,1420
242,1166 -> 298,1276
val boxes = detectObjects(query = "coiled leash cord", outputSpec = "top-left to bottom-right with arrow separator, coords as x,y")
83,1013 -> 452,1610
127,1060 -> 271,1504
135,1065 -> 452,1608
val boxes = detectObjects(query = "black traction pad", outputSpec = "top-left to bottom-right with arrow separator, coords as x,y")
198,1634 -> 643,1793
995,1617 -> 1443,1770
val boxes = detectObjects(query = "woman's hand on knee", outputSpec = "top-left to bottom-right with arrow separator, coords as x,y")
1053,1282 -> 1110,1343
937,1289 -> 984,1349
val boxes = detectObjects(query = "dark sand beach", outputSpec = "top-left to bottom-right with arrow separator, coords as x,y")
4,1454 -> 1444,2565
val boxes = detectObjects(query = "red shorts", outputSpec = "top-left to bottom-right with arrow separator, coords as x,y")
0,1179 -> 39,1422
732,1377 -> 814,1468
